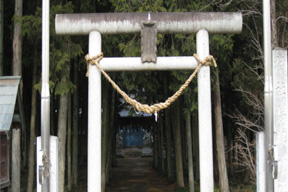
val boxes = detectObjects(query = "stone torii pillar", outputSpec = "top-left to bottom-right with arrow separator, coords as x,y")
55,12 -> 242,192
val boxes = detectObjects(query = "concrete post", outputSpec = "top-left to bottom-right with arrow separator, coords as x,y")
88,31 -> 102,192
273,48 -> 288,192
257,131 -> 266,192
196,29 -> 213,191
37,136 -> 58,192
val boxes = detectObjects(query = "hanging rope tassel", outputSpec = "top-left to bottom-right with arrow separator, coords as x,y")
85,53 -> 217,114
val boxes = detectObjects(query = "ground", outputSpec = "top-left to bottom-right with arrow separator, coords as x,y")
106,157 -> 176,192
18,157 -> 256,191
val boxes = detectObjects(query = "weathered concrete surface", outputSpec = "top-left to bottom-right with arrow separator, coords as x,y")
106,158 -> 175,192
273,48 -> 288,192
55,12 -> 242,35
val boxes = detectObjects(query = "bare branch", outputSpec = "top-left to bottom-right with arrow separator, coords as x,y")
230,128 -> 256,183
276,16 -> 288,22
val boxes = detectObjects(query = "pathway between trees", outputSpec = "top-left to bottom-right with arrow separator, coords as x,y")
106,158 -> 175,192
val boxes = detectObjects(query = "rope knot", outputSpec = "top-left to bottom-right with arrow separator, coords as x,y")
85,52 -> 104,77
193,54 -> 217,67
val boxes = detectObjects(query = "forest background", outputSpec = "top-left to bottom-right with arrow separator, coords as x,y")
0,0 -> 287,191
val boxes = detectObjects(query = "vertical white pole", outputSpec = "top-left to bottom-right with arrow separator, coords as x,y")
41,0 -> 50,191
88,31 -> 102,192
257,131 -> 266,192
196,29 -> 214,192
263,0 -> 273,190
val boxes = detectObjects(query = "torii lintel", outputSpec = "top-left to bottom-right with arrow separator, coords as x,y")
55,12 -> 242,35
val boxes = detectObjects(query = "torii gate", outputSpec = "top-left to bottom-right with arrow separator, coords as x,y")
55,12 -> 242,192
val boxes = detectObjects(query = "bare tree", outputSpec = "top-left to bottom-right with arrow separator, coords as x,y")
226,0 -> 264,184
228,86 -> 264,183
233,128 -> 256,182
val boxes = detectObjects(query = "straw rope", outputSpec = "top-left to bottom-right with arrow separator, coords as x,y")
85,53 -> 216,114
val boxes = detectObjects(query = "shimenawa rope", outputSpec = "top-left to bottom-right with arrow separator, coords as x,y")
85,53 -> 217,114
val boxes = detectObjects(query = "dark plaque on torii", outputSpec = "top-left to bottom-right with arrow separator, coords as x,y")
141,21 -> 157,63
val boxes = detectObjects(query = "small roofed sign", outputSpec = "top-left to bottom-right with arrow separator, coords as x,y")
0,76 -> 21,132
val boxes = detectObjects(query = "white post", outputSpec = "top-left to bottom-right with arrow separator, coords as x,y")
263,0 -> 273,190
196,29 -> 214,191
37,136 -> 58,192
273,48 -> 288,192
41,0 -> 50,191
257,131 -> 266,192
88,31 -> 102,192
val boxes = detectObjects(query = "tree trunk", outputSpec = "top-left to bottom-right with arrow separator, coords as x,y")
27,50 -> 38,192
11,128 -> 21,192
192,114 -> 199,181
72,61 -> 79,186
164,74 -> 173,182
111,84 -> 117,168
153,123 -> 158,169
181,111 -> 187,163
102,80 -> 111,192
106,81 -> 116,185
227,119 -> 233,179
213,120 -> 218,180
213,69 -> 229,192
157,121 -> 162,171
12,0 -> 22,77
58,94 -> 68,192
186,111 -> 195,192
67,93 -> 72,190
160,116 -> 165,175
173,100 -> 185,188
0,0 -> 3,76
111,90 -> 117,168
11,0 -> 22,191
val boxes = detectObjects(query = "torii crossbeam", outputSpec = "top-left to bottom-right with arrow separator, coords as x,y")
55,12 -> 242,192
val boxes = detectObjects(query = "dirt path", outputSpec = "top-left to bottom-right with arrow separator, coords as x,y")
106,158 -> 175,192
